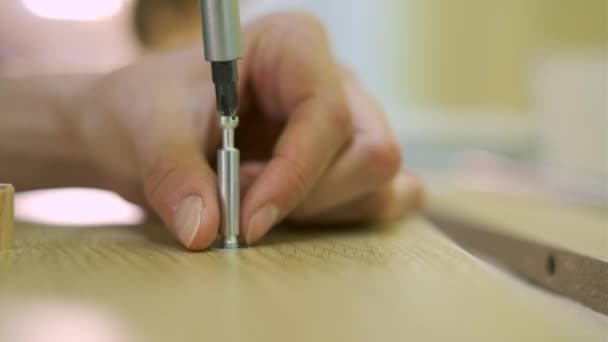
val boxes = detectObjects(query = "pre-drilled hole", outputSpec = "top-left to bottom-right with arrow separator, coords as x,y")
546,253 -> 556,276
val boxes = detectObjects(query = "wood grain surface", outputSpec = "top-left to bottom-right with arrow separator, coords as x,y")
0,216 -> 606,342
0,184 -> 14,251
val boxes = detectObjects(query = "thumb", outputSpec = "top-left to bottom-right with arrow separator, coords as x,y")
141,145 -> 220,251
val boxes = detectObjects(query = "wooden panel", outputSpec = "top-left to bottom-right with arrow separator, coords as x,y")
429,212 -> 608,315
0,184 -> 14,251
428,183 -> 608,262
0,217 -> 606,341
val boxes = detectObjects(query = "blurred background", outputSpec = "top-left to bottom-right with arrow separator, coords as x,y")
0,0 -> 605,224
295,0 -> 607,206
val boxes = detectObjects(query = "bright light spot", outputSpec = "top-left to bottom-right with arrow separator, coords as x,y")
15,188 -> 145,226
0,299 -> 133,342
22,0 -> 124,21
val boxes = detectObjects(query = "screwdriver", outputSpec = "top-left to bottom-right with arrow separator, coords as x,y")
199,0 -> 243,249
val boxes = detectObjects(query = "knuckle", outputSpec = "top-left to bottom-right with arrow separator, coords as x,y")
361,138 -> 402,183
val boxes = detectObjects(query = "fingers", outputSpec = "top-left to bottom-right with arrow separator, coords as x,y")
291,71 -> 402,219
243,12 -> 344,117
240,13 -> 355,245
241,98 -> 352,245
304,172 -> 424,224
291,136 -> 401,219
138,121 -> 220,251
143,156 -> 219,251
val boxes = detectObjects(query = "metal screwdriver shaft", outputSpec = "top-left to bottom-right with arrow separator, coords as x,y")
200,0 -> 243,249
217,116 -> 240,249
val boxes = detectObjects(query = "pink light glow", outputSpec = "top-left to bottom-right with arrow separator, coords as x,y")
0,299 -> 134,342
22,0 -> 124,21
15,188 -> 145,226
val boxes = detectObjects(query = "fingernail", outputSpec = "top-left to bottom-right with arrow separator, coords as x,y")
174,195 -> 203,248
246,204 -> 279,245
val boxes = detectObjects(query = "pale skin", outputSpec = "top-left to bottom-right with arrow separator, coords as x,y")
0,12 -> 423,250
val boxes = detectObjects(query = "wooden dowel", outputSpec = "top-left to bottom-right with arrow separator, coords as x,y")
0,184 -> 14,250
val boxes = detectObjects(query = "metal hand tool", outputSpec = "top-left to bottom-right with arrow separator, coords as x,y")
199,0 -> 243,249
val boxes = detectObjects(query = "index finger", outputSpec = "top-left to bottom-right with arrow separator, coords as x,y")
239,13 -> 354,244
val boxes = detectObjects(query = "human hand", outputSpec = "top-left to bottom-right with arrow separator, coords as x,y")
66,12 -> 423,250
